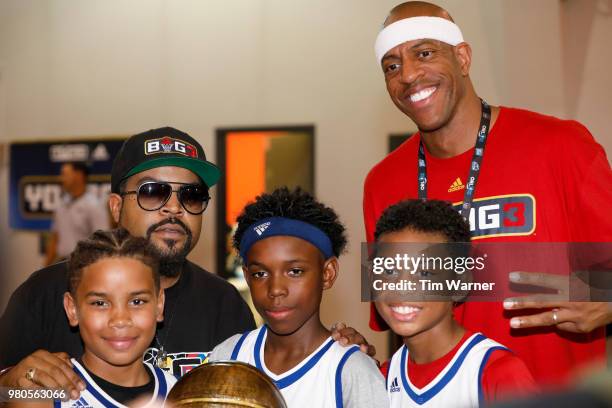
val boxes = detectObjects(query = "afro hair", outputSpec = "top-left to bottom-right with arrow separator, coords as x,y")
374,199 -> 471,243
233,187 -> 347,257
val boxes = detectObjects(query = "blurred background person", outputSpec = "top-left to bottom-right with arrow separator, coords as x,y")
45,162 -> 109,266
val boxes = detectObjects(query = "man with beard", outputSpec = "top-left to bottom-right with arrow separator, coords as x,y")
364,1 -> 612,388
0,127 -> 256,398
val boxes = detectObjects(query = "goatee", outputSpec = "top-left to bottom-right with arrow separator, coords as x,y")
146,217 -> 193,278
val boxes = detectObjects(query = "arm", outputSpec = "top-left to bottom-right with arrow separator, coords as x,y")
481,349 -> 538,403
560,122 -> 612,243
331,323 -> 376,357
0,279 -> 45,370
340,350 -> 388,408
0,268 -> 84,398
504,271 -> 612,333
503,124 -> 612,331
0,351 -> 84,401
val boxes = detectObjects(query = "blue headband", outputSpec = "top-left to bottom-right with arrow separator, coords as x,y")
239,217 -> 334,260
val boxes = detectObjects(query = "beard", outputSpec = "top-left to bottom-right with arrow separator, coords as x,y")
146,217 -> 193,278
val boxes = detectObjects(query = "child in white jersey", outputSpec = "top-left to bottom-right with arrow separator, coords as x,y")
16,229 -> 177,408
209,187 -> 387,408
373,200 -> 537,407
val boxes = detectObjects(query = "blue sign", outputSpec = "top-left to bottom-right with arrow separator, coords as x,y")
9,139 -> 125,230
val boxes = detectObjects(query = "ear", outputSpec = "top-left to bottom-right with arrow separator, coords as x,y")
63,292 -> 79,327
322,257 -> 339,290
108,193 -> 123,224
454,42 -> 472,76
156,288 -> 165,323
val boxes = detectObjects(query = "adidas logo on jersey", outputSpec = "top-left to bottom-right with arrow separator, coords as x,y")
390,377 -> 401,393
254,222 -> 271,236
71,396 -> 90,407
448,177 -> 465,192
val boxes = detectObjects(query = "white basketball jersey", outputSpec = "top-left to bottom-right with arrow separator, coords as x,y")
386,333 -> 507,408
230,326 -> 360,408
54,358 -> 177,408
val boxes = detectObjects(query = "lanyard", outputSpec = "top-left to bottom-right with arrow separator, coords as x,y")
417,99 -> 491,219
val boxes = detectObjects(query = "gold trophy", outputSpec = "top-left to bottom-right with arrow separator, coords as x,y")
167,361 -> 287,408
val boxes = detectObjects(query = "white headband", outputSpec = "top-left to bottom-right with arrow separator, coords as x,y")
375,16 -> 464,64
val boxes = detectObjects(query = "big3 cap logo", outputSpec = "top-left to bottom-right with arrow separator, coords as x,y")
145,137 -> 198,158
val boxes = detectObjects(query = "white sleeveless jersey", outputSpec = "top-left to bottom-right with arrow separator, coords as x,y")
229,326 -> 360,408
386,333 -> 507,408
54,358 -> 177,408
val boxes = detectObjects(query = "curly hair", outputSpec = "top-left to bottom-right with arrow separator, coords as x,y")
67,228 -> 160,294
374,199 -> 471,243
233,187 -> 347,257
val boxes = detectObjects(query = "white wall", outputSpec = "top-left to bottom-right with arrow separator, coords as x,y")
1,0 -> 610,359
562,0 -> 612,155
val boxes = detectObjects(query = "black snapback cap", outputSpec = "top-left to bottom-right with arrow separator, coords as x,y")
111,127 -> 220,193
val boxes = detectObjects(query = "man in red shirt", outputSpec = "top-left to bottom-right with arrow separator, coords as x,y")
364,1 -> 612,387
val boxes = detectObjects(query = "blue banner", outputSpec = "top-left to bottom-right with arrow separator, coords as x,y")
9,138 -> 125,230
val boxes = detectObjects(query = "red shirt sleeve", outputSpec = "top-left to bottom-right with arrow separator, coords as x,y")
556,120 -> 612,242
482,349 -> 538,403
379,359 -> 390,378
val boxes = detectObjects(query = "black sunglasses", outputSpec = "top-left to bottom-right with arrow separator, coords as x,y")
122,181 -> 211,215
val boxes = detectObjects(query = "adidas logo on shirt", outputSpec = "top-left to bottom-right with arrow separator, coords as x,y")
254,222 -> 271,236
390,377 -> 401,393
448,177 -> 465,193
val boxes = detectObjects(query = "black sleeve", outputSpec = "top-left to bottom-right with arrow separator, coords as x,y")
0,262 -> 81,369
211,284 -> 256,346
0,272 -> 48,369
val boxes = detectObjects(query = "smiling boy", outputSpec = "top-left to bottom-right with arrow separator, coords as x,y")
56,229 -> 176,407
209,187 -> 387,408
374,200 -> 536,407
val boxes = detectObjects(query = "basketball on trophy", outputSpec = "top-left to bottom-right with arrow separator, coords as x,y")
167,361 -> 287,407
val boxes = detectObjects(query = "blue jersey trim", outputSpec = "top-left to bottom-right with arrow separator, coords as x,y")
70,362 -> 169,407
400,333 -> 487,405
385,366 -> 389,390
334,346 -> 360,408
477,346 -> 509,405
231,330 -> 251,360
254,325 -> 335,390
72,364 -> 119,408
53,399 -> 61,408
152,365 -> 168,397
